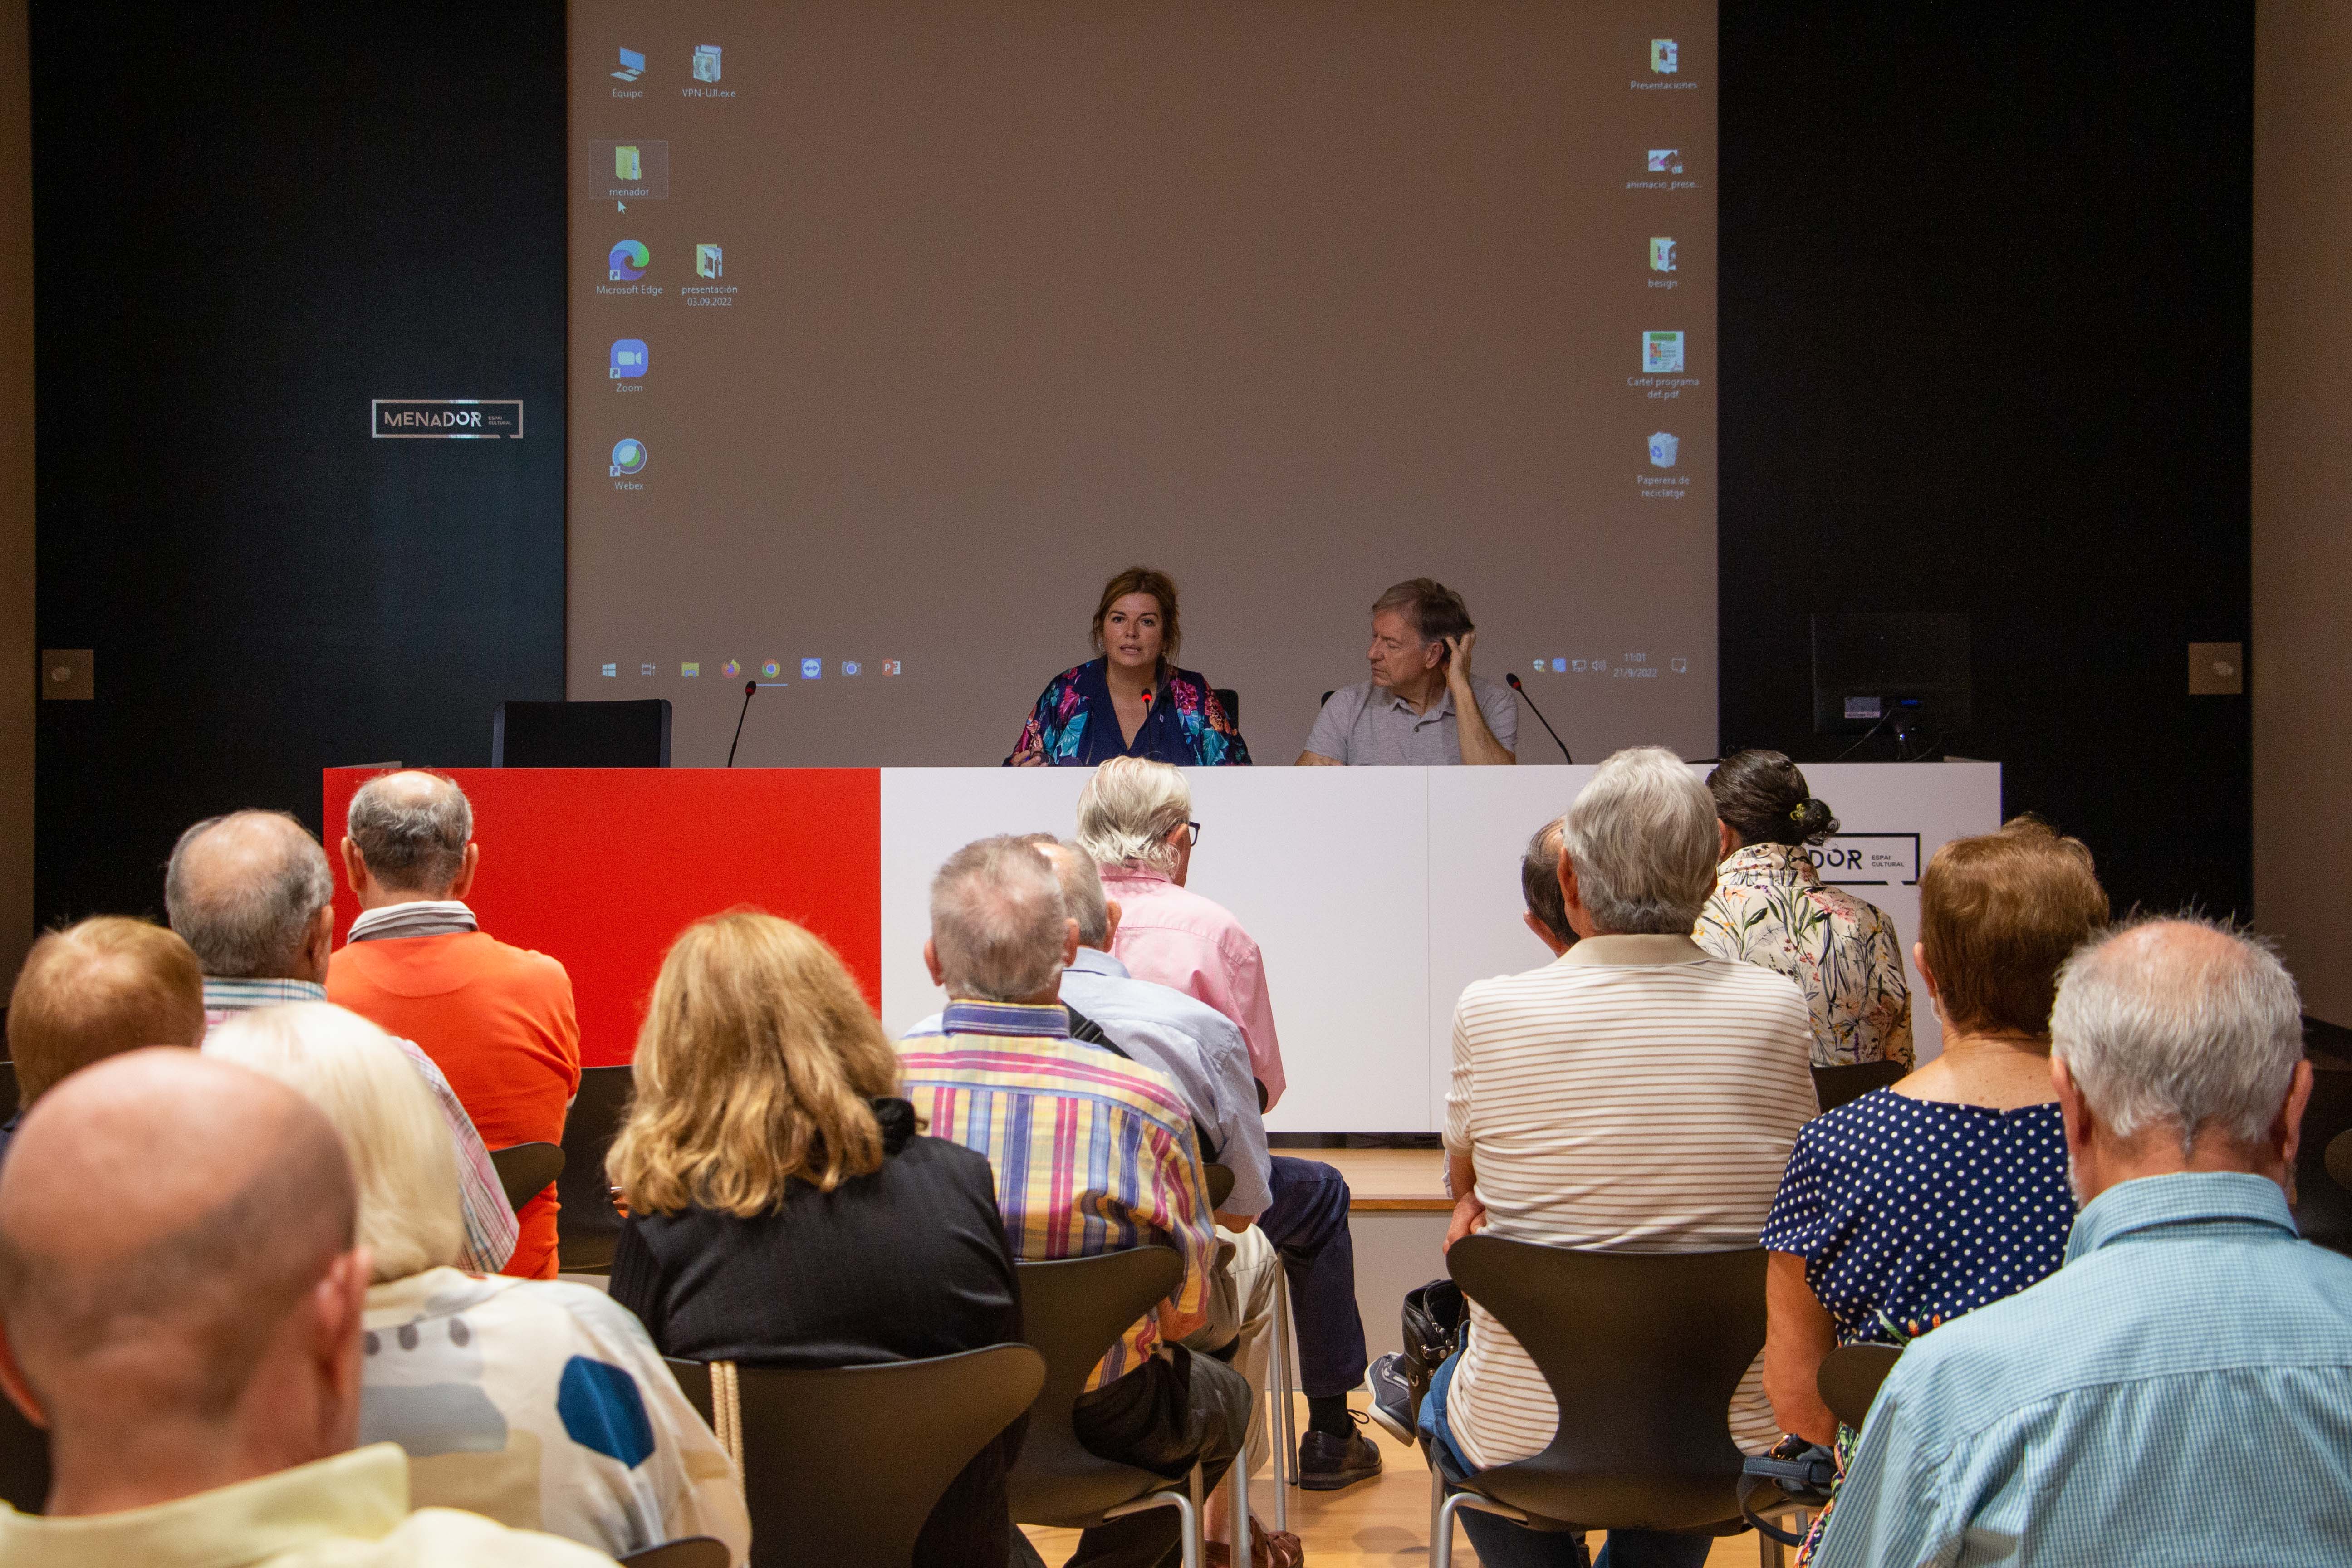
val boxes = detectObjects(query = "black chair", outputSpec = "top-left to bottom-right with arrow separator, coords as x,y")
666,1346 -> 1044,1568
1007,1248 -> 1202,1561
486,1142 -> 565,1214
617,1537 -> 731,1568
559,1064 -> 636,1272
1203,1163 -> 1236,1212
0,1396 -> 47,1513
1431,1237 -> 1767,1567
1811,1060 -> 1907,1113
1815,1344 -> 1902,1433
1212,688 -> 1240,729
2290,1066 -> 2352,1255
492,699 -> 671,767
2326,1126 -> 2352,1196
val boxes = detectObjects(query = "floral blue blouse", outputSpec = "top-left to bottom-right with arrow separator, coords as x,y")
1007,659 -> 1251,766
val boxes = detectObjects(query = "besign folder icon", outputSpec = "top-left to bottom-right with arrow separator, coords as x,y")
615,145 -> 642,182
1650,237 -> 1676,272
692,44 -> 722,82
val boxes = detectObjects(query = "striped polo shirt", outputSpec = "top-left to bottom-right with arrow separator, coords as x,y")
1444,934 -> 1816,1467
900,1000 -> 1216,1390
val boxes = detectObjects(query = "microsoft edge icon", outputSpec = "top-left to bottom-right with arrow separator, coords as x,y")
608,239 -> 648,281
610,438 -> 646,478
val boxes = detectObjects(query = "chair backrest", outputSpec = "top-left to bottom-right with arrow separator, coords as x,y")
1810,1060 -> 1907,1113
1446,1236 -> 1765,1533
1203,1163 -> 1235,1211
1816,1343 -> 1901,1432
1212,688 -> 1240,728
0,1395 -> 47,1514
559,1064 -> 637,1271
492,699 -> 671,767
617,1536 -> 731,1568
487,1142 -> 565,1212
1006,1247 -> 1185,1527
2327,1126 -> 2352,1197
2294,1068 -> 2352,1255
666,1347 -> 1043,1568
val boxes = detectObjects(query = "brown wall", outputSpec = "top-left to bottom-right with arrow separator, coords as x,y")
0,0 -> 29,989
2254,0 -> 2352,1024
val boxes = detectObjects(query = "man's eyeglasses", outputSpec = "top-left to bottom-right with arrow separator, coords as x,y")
1183,821 -> 1202,845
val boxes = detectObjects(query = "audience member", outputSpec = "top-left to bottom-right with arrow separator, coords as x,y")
0,1049 -> 612,1564
1045,835 -> 1377,1494
1426,747 -> 1816,1568
167,809 -> 519,1274
206,1003 -> 748,1565
1815,917 -> 2352,1566
1076,760 -> 1286,1110
328,771 -> 581,1279
1758,817 -> 2108,1562
607,911 -> 1018,1568
2,916 -> 204,1161
1694,751 -> 1911,1067
901,836 -> 1247,1568
1518,816 -> 1576,956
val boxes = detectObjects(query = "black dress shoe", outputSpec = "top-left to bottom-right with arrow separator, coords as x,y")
1297,1416 -> 1383,1491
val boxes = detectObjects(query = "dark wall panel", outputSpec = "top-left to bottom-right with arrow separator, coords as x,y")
1718,2 -> 2254,918
32,1 -> 566,922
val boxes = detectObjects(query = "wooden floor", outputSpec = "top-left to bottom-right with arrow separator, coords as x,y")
1023,1393 -> 1782,1567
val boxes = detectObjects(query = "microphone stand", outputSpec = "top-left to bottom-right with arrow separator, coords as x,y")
1504,672 -> 1573,763
726,680 -> 756,767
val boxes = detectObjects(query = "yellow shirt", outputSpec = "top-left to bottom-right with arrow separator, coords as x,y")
0,1443 -> 616,1567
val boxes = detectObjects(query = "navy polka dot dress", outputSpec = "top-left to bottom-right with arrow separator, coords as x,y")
1760,1089 -> 2074,1345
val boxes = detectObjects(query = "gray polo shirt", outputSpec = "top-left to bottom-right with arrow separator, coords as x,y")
1303,674 -> 1518,764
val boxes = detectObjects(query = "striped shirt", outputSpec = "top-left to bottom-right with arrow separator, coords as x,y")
1443,935 -> 1815,1467
202,976 -> 521,1276
900,1001 -> 1216,1390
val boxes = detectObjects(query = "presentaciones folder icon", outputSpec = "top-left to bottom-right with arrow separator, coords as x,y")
615,145 -> 642,181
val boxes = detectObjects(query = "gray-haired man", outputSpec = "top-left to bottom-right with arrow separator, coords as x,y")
1299,578 -> 1516,766
166,809 -> 519,1273
1816,918 -> 2352,1568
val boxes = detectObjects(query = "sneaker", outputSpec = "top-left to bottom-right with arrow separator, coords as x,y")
1297,1414 -> 1383,1491
1366,1352 -> 1415,1444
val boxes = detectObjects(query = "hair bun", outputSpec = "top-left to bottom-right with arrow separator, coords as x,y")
1796,798 -> 1839,845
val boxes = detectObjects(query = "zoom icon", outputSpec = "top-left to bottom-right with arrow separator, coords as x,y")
610,438 -> 647,478
608,239 -> 648,281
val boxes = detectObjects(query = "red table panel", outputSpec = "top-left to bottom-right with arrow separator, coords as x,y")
325,769 -> 883,1068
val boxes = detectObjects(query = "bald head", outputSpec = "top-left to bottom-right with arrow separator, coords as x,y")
2052,916 -> 2305,1160
167,811 -> 336,979
345,771 -> 474,896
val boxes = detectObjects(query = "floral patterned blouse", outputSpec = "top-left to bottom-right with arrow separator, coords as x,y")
1007,658 -> 1251,767
1694,841 -> 1913,1067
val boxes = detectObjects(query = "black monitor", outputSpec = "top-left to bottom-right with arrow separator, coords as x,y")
1811,614 -> 1970,743
491,700 -> 671,767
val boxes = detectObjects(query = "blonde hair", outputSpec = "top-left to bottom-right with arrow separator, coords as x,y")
1075,757 -> 1192,875
8,917 -> 206,1102
203,1002 -> 464,1283
609,911 -> 901,1219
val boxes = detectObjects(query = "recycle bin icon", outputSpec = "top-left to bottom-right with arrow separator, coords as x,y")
1648,431 -> 1679,468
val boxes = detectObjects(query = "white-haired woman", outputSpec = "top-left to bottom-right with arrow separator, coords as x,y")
206,1002 -> 750,1567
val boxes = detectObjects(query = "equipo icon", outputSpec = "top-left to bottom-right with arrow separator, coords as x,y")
612,47 -> 645,82
610,438 -> 647,477
608,240 -> 649,281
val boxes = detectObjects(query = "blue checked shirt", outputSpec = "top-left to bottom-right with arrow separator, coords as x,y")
1816,1171 -> 2352,1568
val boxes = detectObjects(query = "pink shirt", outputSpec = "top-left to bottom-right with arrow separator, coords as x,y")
1099,862 -> 1287,1108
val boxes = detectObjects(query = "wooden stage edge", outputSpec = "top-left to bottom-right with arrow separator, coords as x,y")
1317,1148 -> 1450,1212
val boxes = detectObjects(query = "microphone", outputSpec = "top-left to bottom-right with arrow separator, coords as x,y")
1505,671 -> 1573,763
726,679 -> 756,767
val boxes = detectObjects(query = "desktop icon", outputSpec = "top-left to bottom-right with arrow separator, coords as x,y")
696,244 -> 723,279
760,660 -> 781,679
1530,658 -> 1544,673
608,240 -> 649,281
610,438 -> 647,476
1648,431 -> 1679,466
615,144 -> 642,181
681,662 -> 700,677
641,662 -> 656,676
1651,39 -> 1678,73
800,658 -> 823,679
613,48 -> 645,82
1649,237 -> 1676,273
1646,149 -> 1683,173
1552,658 -> 1568,673
1643,331 -> 1686,372
882,660 -> 903,676
1572,660 -> 1587,672
1670,657 -> 1689,673
692,44 -> 722,82
721,659 -> 740,678
842,661 -> 861,676
601,662 -> 617,677
609,338 -> 649,379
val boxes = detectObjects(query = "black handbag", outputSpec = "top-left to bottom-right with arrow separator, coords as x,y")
1398,1277 -> 1466,1431
1739,1439 -> 1837,1545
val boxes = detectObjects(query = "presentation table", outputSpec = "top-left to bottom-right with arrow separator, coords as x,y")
326,763 -> 2000,1132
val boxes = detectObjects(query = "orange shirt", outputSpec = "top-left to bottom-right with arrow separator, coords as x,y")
328,931 -> 582,1279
